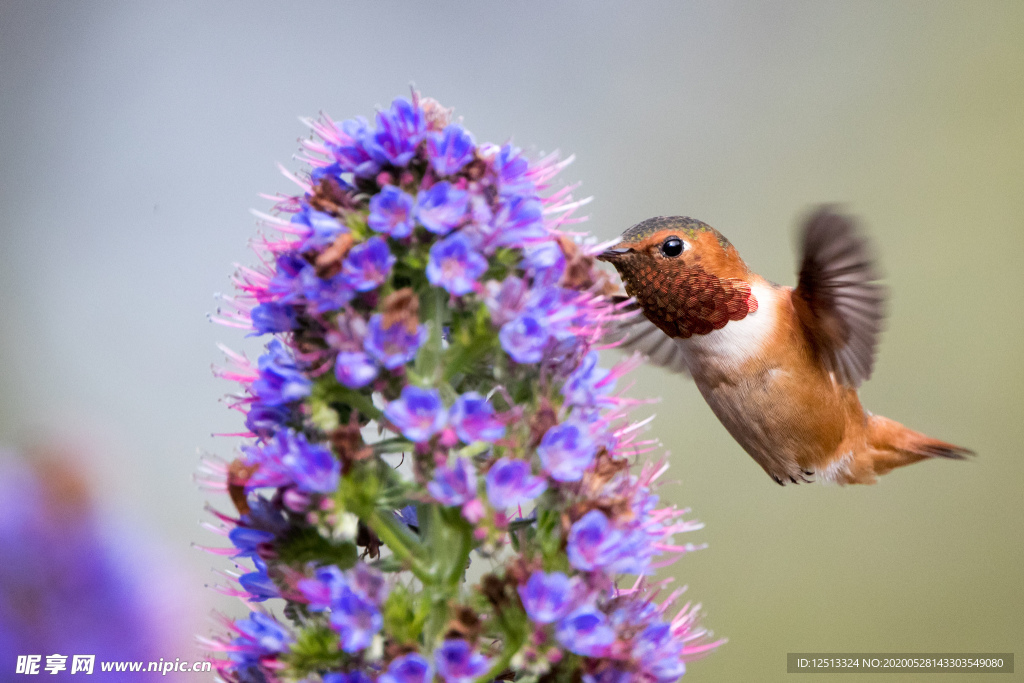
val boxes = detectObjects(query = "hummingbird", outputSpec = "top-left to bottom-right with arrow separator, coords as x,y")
597,208 -> 972,485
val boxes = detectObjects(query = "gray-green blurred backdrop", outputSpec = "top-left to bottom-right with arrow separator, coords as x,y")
1,2 -> 1021,681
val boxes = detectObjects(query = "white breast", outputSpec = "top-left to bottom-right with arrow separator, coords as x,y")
675,282 -> 779,374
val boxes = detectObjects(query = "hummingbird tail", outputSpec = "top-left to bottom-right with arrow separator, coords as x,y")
864,414 -> 974,478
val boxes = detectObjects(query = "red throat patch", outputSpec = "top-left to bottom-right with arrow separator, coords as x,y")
621,262 -> 758,339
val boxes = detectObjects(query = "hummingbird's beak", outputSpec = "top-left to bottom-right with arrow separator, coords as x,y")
597,247 -> 632,262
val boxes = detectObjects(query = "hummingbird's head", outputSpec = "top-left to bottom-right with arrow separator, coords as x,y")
597,216 -> 757,338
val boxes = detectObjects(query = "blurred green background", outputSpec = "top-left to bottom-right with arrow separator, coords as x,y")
1,2 -> 1020,680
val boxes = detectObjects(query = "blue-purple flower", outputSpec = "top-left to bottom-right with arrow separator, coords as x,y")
486,458 -> 547,510
499,313 -> 548,363
245,402 -> 291,439
556,607 -> 616,657
300,267 -> 356,313
251,340 -> 312,406
434,639 -> 491,683
334,351 -> 379,389
384,386 -> 447,442
428,457 -> 477,507
518,571 -> 577,624
379,653 -> 432,683
566,510 -> 623,572
428,125 -> 475,177
492,144 -> 535,197
250,302 -> 298,335
523,240 -> 566,288
230,612 -> 293,666
342,236 -> 395,291
632,623 -> 687,683
368,185 -> 416,238
491,196 -> 546,247
427,232 -> 488,296
484,275 -> 528,326
364,314 -> 429,369
242,429 -> 340,493
330,587 -> 382,652
239,558 -> 279,601
449,392 -> 505,443
229,527 -> 275,559
295,208 -> 346,251
415,181 -> 469,234
367,98 -> 427,167
563,351 -> 614,407
331,116 -> 378,178
538,422 -> 597,482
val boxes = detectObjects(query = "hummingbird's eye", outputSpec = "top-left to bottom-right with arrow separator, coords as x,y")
660,237 -> 685,257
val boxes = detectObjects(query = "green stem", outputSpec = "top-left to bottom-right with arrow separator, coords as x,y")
366,509 -> 432,584
335,386 -> 382,420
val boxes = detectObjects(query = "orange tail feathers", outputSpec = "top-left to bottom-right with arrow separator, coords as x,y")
858,414 -> 973,481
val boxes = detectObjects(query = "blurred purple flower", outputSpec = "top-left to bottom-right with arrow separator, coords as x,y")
379,653 -> 432,683
245,403 -> 291,439
251,340 -> 312,406
484,275 -> 528,326
563,351 -> 614,407
242,429 -> 340,493
342,236 -> 395,292
499,313 -> 548,364
427,232 -> 488,296
566,510 -> 623,572
364,314 -> 429,369
537,422 -> 597,482
368,98 -> 427,167
523,241 -> 566,288
230,611 -> 293,667
492,144 -> 535,197
229,527 -> 275,559
449,392 -> 505,443
434,639 -> 491,683
485,458 -> 547,510
491,196 -> 545,247
427,125 -> 475,176
556,607 -> 616,658
294,208 -> 346,251
428,457 -> 477,507
632,623 -> 687,683
335,351 -> 379,389
331,116 -> 379,178
518,571 -> 576,624
415,181 -> 469,235
249,302 -> 298,335
384,386 -> 447,442
239,558 -> 279,602
330,587 -> 382,653
300,267 -> 356,313
368,185 -> 416,238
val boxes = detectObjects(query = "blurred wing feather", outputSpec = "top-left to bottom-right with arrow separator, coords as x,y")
605,298 -> 691,375
792,207 -> 886,387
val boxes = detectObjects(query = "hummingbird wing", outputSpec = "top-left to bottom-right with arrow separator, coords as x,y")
604,297 -> 691,375
792,207 -> 886,388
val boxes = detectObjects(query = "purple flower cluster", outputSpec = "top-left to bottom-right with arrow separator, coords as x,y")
241,429 -> 340,494
298,564 -> 387,653
206,94 -> 720,683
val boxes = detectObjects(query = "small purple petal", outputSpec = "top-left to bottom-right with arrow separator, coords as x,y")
384,386 -> 448,442
486,458 -> 547,510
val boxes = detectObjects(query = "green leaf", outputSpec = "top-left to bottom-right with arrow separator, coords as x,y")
277,526 -> 357,569
382,585 -> 426,644
284,623 -> 344,676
